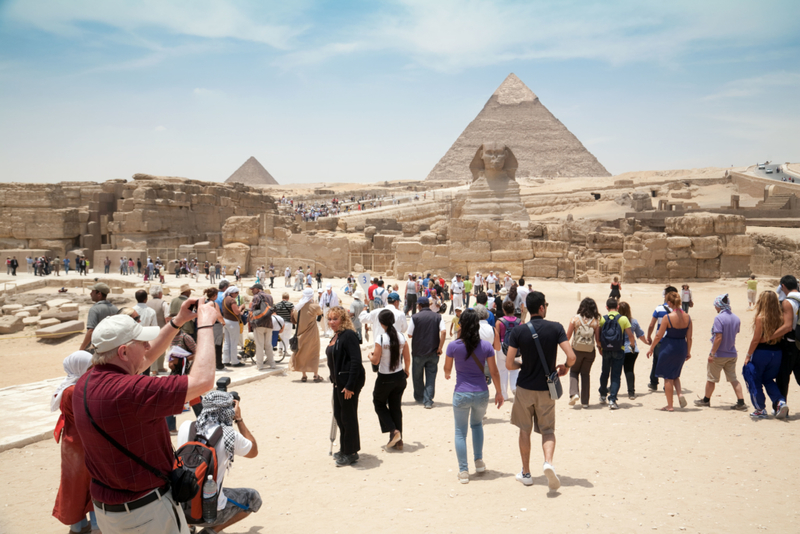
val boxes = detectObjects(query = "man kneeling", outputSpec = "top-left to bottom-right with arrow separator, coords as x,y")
177,391 -> 261,534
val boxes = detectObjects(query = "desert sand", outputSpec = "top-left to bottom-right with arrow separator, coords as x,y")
2,277 -> 800,534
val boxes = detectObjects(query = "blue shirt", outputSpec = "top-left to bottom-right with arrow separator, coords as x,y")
711,310 -> 740,358
624,318 -> 644,353
486,310 -> 496,327
652,304 -> 671,330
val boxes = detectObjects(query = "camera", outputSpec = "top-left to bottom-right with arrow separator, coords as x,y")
215,377 -> 240,402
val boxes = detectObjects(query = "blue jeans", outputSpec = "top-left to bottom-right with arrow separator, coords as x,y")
412,353 -> 439,406
453,390 -> 489,472
743,346 -> 784,411
599,350 -> 625,402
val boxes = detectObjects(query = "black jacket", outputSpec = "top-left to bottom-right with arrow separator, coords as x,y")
327,329 -> 365,392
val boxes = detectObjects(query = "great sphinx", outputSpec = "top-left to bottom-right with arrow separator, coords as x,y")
459,142 -> 530,223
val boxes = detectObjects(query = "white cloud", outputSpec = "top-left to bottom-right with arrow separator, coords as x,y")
4,0 -> 306,49
702,72 -> 800,101
154,125 -> 166,131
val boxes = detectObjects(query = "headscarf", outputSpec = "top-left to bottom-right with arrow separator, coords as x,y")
224,285 -> 239,298
51,351 -> 92,412
296,288 -> 314,311
714,293 -> 731,312
196,390 -> 237,468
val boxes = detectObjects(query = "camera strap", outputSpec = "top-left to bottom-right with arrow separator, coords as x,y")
83,372 -> 172,490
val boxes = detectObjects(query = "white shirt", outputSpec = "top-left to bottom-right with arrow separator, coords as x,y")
452,281 -> 464,295
360,305 -> 408,336
177,422 -> 252,510
474,275 -> 483,288
376,332 -> 407,374
517,287 -> 529,308
271,314 -> 285,332
134,303 -> 157,327
486,275 -> 497,285
479,320 -> 495,344
373,287 -> 388,307
285,268 -> 291,277
504,277 -> 513,290
786,291 -> 800,341
321,290 -> 340,309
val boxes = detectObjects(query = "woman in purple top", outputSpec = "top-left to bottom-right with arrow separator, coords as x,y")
444,309 -> 504,484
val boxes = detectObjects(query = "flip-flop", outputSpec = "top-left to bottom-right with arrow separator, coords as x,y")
661,406 -> 674,412
301,376 -> 307,382
679,396 -> 688,409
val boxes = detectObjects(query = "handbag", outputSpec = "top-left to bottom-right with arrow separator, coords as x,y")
289,310 -> 302,352
82,373 -> 198,503
224,300 -> 244,334
526,322 -> 563,400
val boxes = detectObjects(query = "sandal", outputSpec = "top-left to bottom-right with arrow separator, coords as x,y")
301,376 -> 307,382
313,375 -> 323,383
661,406 -> 674,412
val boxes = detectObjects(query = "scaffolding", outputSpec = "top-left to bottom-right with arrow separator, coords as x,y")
348,252 -> 395,274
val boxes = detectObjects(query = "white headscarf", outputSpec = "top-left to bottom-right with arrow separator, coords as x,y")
224,285 -> 240,298
296,288 -> 314,311
51,351 -> 92,412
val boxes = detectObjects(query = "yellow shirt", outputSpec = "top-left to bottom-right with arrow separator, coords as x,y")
747,280 -> 758,290
451,315 -> 460,330
599,311 -> 632,331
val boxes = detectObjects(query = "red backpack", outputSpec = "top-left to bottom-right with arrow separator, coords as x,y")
176,422 -> 223,524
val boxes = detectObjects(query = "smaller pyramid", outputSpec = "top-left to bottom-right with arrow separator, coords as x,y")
225,156 -> 279,186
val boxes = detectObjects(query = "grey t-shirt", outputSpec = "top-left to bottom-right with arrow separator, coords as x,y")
350,299 -> 365,330
87,300 -> 119,330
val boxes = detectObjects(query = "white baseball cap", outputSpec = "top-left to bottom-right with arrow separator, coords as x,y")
92,315 -> 159,353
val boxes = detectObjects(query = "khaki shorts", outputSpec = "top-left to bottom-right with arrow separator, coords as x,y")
707,356 -> 738,383
510,386 -> 555,435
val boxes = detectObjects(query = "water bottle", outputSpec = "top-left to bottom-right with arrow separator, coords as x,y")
202,475 -> 217,523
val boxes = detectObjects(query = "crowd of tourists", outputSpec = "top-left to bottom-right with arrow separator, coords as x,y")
47,263 -> 800,533
5,255 -> 91,276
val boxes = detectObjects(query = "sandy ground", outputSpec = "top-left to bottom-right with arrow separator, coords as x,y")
2,277 -> 800,533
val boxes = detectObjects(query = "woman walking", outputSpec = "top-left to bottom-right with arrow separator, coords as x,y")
369,310 -> 410,451
493,300 -> 521,401
609,276 -> 621,300
221,286 -> 245,367
52,351 -> 98,534
618,301 -> 648,400
443,309 -> 504,484
290,288 -> 324,382
681,284 -> 693,313
647,292 -> 692,411
566,297 -> 600,408
743,291 -> 788,419
326,306 -> 366,466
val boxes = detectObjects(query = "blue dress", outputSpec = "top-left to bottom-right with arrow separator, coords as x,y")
655,314 -> 690,380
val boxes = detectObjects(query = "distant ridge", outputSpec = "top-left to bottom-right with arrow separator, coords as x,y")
426,73 -> 610,180
225,156 -> 279,186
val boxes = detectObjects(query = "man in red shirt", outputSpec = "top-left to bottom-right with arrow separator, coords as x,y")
74,297 -> 218,534
368,278 -> 378,312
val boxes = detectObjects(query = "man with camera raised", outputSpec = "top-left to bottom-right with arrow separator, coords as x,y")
73,296 -> 218,534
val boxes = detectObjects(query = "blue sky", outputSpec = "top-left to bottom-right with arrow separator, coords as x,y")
1,0 -> 798,185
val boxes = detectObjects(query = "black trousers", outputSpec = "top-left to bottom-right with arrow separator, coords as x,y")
405,294 -> 417,315
775,338 -> 800,410
649,342 -> 661,387
624,351 -> 639,395
215,344 -> 223,369
373,371 -> 406,434
333,386 -> 361,455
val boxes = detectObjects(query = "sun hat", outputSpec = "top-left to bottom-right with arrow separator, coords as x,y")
179,283 -> 192,293
91,282 -> 110,295
92,315 -> 159,354
387,292 -> 401,302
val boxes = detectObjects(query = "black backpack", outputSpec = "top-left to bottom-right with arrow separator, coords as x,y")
499,317 -> 520,354
600,314 -> 624,351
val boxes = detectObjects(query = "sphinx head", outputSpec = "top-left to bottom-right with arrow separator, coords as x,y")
469,143 -> 518,180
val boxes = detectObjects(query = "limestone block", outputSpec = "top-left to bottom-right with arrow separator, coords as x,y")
20,306 -> 40,316
532,240 -> 569,258
14,311 -> 31,318
665,214 -> 714,237
449,241 -> 490,256
714,214 -> 746,235
667,237 -> 692,249
111,287 -> 124,295
697,258 -> 720,279
641,233 -> 668,249
2,304 -> 23,315
46,298 -> 71,309
557,258 -> 574,279
218,243 -> 251,274
222,216 -> 260,246
419,232 -> 438,246
523,258 -> 558,278
546,224 -> 571,242
38,318 -> 61,328
433,245 -> 449,257
575,273 -> 590,283
690,237 -> 722,259
670,190 -> 692,199
667,258 -> 696,279
40,309 -> 80,322
631,191 -> 653,212
623,250 -> 640,260
0,315 -> 24,334
666,248 -> 691,260
723,235 -> 755,256
586,233 -> 624,251
373,235 -> 396,250
623,258 -> 647,269
364,226 -> 377,240
11,208 -> 81,240
492,250 -> 532,262
316,217 -> 338,232
22,316 -> 41,325
395,241 -> 423,254
421,250 -> 435,261
60,303 -> 79,313
36,320 -> 85,339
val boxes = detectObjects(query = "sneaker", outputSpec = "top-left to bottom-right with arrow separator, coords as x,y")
599,396 -> 607,405
628,393 -> 636,400
333,450 -> 343,461
458,471 -> 469,484
232,362 -> 245,368
581,404 -> 589,409
609,400 -> 619,410
335,453 -> 359,467
694,398 -> 710,407
731,402 -> 748,411
648,383 -> 658,392
516,470 -> 533,486
475,459 -> 486,473
569,394 -> 579,406
543,462 -> 561,490
750,409 -> 768,419
776,401 -> 789,419
424,404 -> 433,409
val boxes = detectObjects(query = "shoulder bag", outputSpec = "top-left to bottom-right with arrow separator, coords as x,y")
526,322 -> 563,400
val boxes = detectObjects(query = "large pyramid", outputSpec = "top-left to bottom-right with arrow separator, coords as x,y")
426,73 -> 610,181
225,156 -> 279,186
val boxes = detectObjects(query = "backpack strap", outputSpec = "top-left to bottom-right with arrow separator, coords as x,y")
526,321 -> 551,375
469,351 -> 485,374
